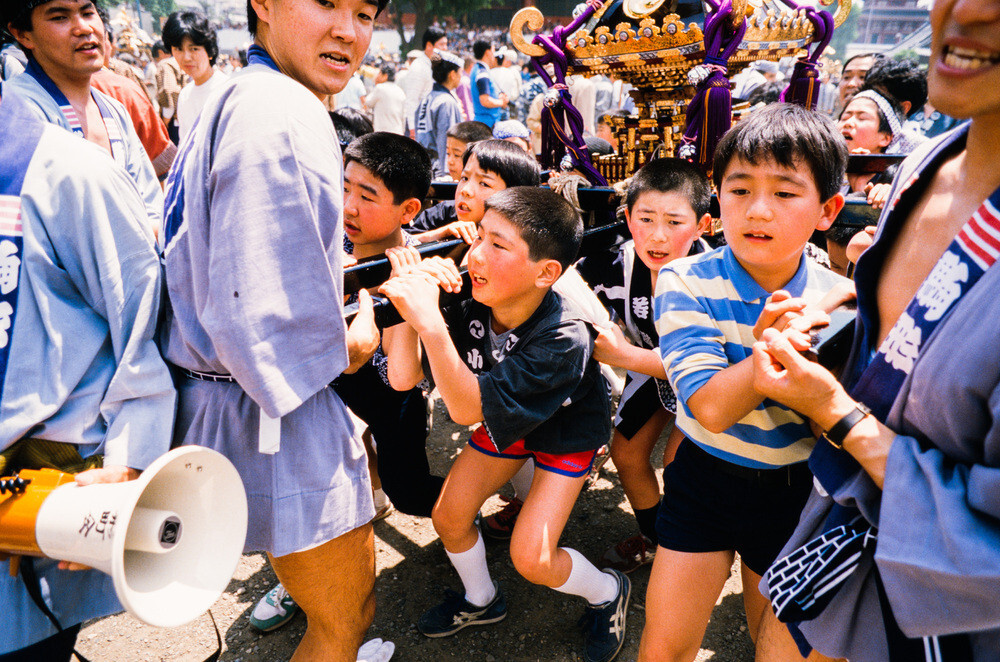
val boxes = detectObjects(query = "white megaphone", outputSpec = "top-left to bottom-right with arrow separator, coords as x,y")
0,446 -> 248,628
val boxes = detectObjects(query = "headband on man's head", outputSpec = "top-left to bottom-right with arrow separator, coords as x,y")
851,90 -> 903,139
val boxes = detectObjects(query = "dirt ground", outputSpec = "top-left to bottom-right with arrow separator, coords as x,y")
77,398 -> 755,662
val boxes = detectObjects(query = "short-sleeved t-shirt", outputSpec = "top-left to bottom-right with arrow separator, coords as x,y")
432,289 -> 611,454
654,246 -> 849,469
470,61 -> 502,127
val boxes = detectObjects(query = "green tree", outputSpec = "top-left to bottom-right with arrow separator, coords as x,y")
138,0 -> 176,25
828,0 -> 862,61
389,0 -> 500,55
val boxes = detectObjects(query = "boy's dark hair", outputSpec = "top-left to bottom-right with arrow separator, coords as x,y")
473,39 -> 492,60
379,63 -> 395,80
713,103 -> 847,203
330,108 -> 373,149
861,56 -> 927,118
247,0 -> 388,37
151,40 -> 166,58
422,27 -> 446,49
462,139 -> 540,188
825,222 -> 861,247
447,120 -> 493,144
431,54 -> 460,84
344,132 -> 432,205
747,80 -> 784,107
626,158 -> 711,218
163,10 -> 218,66
485,187 -> 583,271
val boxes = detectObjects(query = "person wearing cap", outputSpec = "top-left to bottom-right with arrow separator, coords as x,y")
159,0 -> 385,658
416,50 -> 464,178
399,26 -> 446,137
3,0 -> 164,242
732,59 -> 779,101
492,118 -> 532,153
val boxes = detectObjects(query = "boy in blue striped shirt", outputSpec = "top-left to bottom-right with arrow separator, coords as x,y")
638,104 -> 852,661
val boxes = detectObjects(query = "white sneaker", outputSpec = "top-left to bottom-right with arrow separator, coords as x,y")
357,637 -> 395,662
248,583 -> 298,632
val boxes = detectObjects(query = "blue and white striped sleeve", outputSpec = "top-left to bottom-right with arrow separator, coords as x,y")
653,266 -> 729,406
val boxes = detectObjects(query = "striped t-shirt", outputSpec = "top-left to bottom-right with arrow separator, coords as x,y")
654,246 -> 849,469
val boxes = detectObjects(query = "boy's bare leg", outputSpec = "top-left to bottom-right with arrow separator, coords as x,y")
755,606 -> 843,662
741,561 -> 769,644
611,408 -> 669,511
432,446 -> 525,553
638,547 -> 735,662
509,468 -> 588,586
268,523 -> 375,662
661,422 -> 684,467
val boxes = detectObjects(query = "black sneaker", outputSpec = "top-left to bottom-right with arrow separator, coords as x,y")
579,569 -> 631,662
417,581 -> 507,638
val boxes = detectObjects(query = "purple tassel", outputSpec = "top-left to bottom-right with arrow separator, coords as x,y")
780,59 -> 821,109
780,8 -> 834,110
680,0 -> 746,172
681,68 -> 733,171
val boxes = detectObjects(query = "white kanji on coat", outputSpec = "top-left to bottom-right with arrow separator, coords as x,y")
0,240 -> 20,295
915,251 -> 967,321
632,296 -> 649,319
880,312 -> 921,374
0,301 -> 12,348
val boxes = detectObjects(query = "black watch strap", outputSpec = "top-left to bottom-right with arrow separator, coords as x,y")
822,402 -> 871,450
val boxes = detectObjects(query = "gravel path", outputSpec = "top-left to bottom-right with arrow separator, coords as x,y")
78,399 -> 755,662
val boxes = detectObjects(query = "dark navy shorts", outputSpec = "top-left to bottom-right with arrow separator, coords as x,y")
655,439 -> 813,576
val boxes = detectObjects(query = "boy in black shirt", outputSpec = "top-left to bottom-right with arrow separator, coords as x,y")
381,187 -> 629,662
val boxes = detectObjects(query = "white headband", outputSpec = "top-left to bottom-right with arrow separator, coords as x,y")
851,90 -> 903,140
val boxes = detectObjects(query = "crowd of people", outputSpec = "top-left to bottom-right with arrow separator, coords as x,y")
0,0 -> 999,661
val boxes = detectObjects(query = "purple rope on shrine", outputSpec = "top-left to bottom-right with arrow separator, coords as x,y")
526,0 -> 608,185
779,6 -> 834,110
680,0 -> 746,171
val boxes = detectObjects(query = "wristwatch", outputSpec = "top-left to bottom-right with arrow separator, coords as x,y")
821,402 -> 871,450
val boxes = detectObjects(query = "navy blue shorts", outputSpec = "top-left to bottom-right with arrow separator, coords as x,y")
655,439 -> 813,576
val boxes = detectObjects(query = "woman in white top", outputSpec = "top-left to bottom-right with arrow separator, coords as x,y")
163,10 -> 227,143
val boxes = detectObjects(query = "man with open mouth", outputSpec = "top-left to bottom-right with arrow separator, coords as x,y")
159,0 -> 386,659
3,0 -> 163,243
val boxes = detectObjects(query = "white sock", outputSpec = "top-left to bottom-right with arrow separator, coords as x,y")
509,459 -> 535,501
373,488 -> 388,510
553,547 -> 619,606
445,529 -> 495,607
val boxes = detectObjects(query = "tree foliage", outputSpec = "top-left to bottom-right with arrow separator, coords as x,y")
388,0 -> 500,55
137,0 -> 177,24
828,0 -> 862,62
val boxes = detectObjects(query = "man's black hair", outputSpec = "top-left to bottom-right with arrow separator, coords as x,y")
431,53 -> 459,84
163,10 -> 218,67
247,0 -> 389,38
151,40 -> 166,58
446,120 -> 492,144
422,26 -> 445,49
473,39 -> 492,61
626,158 -> 711,218
841,52 -> 877,76
379,62 -> 395,80
484,187 -> 583,270
330,108 -> 373,150
4,0 -> 97,39
712,103 -> 847,203
344,132 -> 432,205
861,56 -> 927,119
462,139 -> 540,188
